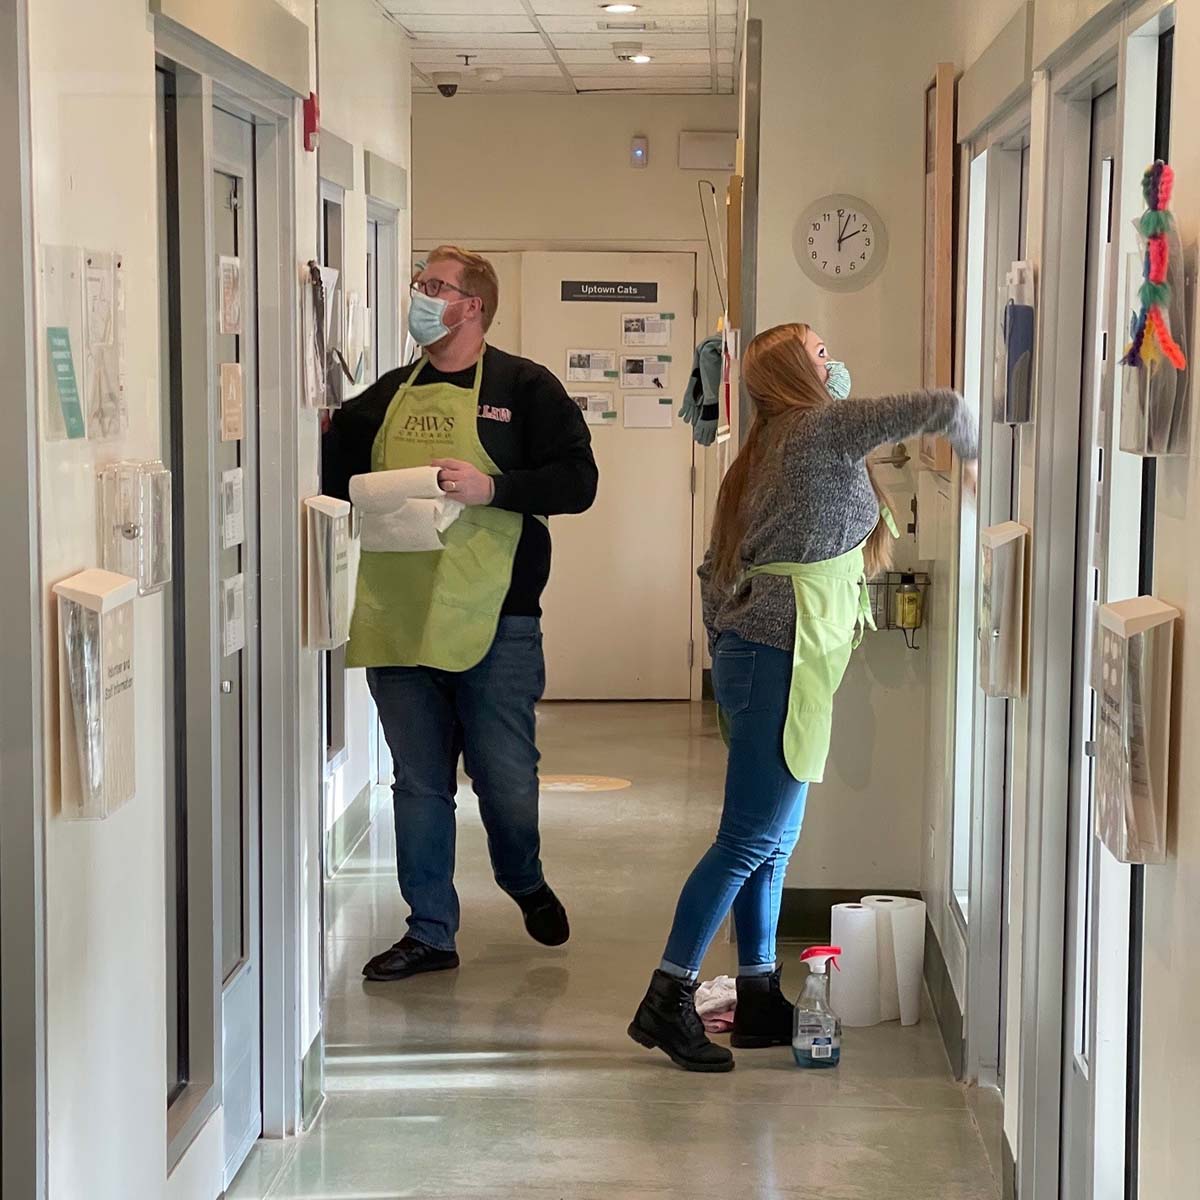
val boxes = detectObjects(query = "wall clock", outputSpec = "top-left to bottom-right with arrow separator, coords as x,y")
793,194 -> 889,292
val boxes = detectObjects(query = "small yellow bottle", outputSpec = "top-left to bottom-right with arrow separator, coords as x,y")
893,573 -> 923,631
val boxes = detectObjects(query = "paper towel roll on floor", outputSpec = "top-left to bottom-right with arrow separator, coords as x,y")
350,468 -> 464,552
829,903 -> 880,1027
828,896 -> 927,1028
863,895 -> 927,1026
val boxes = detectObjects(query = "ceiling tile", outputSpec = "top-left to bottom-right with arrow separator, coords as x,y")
538,16 -> 710,34
534,0 -> 709,13
398,15 -> 537,33
551,32 -> 712,49
389,1 -> 527,14
407,32 -> 548,48
413,48 -> 557,64
557,47 -> 711,63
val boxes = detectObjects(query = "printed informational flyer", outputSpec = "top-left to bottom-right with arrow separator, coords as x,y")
219,255 -> 242,336
624,393 -> 674,430
566,349 -> 618,383
622,313 -> 673,347
221,467 -> 245,550
620,354 -> 671,390
220,362 -> 244,442
570,392 -> 617,427
221,573 -> 246,658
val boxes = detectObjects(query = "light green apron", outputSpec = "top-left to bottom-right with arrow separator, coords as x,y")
346,354 -> 523,671
719,508 -> 899,783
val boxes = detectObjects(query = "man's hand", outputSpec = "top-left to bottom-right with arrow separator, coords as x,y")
962,459 -> 979,503
432,458 -> 495,506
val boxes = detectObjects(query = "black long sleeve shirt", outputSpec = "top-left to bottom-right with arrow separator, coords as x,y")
322,344 -> 599,616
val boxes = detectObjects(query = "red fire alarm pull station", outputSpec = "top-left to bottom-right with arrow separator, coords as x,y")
304,92 -> 320,152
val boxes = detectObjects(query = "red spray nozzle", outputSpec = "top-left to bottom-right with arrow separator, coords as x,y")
801,945 -> 842,972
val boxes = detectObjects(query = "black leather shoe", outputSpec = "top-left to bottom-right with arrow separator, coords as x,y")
362,936 -> 460,982
730,967 -> 793,1048
514,883 -> 570,946
628,970 -> 735,1072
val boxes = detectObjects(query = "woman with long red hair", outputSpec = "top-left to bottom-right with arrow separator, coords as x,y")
629,323 -> 977,1072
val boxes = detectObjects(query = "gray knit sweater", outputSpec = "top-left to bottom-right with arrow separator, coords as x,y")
700,389 -> 977,653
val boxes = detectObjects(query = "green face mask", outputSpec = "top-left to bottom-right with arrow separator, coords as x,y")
825,360 -> 851,400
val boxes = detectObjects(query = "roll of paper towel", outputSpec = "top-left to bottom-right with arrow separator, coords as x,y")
349,467 -> 445,513
358,498 -> 464,553
350,468 -> 464,552
862,895 -> 927,1026
829,903 -> 880,1027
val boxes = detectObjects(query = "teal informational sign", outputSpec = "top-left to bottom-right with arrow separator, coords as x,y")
47,326 -> 85,439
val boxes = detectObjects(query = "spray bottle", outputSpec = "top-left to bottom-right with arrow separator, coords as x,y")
793,946 -> 843,1068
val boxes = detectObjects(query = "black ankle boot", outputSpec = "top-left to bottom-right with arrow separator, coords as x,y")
730,967 -> 794,1048
628,970 -> 735,1073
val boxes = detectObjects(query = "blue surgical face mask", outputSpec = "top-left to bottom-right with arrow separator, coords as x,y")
408,290 -> 461,347
825,360 -> 851,400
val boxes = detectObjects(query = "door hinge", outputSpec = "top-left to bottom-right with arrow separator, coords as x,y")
693,287 -> 700,319
1084,740 -> 1097,758
225,184 -> 239,212
690,464 -> 697,496
688,639 -> 695,669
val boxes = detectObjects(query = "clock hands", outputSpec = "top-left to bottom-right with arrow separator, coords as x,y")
836,212 -> 863,251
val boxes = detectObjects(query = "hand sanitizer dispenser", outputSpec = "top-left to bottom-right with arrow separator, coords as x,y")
979,522 -> 1028,698
1095,596 -> 1178,864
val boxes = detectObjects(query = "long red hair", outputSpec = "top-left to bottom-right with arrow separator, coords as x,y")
709,323 -> 893,588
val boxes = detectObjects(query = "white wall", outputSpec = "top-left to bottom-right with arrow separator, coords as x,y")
28,1 -> 167,1195
748,0 -> 963,893
413,93 -> 736,251
24,2 -> 409,1198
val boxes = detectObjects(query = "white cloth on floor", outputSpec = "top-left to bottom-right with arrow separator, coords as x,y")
695,975 -> 737,1034
694,975 -> 737,1017
350,468 -> 464,552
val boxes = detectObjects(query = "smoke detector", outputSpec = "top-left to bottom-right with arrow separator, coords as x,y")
614,41 -> 652,63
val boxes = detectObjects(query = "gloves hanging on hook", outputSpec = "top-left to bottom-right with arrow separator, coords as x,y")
680,334 -> 724,447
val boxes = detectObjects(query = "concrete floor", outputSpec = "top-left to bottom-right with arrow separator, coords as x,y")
232,702 -> 1000,1200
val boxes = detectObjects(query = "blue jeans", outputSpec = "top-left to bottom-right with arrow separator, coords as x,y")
661,633 -> 809,978
366,616 -> 547,952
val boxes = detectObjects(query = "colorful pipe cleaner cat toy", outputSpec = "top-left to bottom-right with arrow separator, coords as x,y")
1122,160 -> 1187,371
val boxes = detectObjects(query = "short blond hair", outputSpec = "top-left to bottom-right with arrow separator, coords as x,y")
426,245 -> 500,331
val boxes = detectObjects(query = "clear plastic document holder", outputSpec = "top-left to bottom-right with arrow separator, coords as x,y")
53,569 -> 138,819
305,496 -> 352,650
979,522 -> 1028,698
1095,597 -> 1178,865
1119,241 -> 1192,456
99,460 -> 172,596
994,262 -> 1036,425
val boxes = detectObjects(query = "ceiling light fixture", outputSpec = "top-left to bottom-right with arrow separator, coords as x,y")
630,53 -> 653,64
603,3 -> 641,12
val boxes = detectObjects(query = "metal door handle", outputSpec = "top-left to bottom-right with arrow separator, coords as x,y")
221,680 -> 232,694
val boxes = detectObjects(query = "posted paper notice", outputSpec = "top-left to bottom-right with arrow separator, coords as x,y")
622,313 -> 672,347
219,255 -> 242,336
570,392 -> 617,427
621,354 -> 671,390
221,468 -> 245,550
624,393 -> 674,429
566,349 -> 618,383
220,362 -> 244,442
221,573 -> 246,658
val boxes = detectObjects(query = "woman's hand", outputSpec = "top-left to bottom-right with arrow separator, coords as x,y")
432,458 -> 496,506
962,459 -> 979,503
